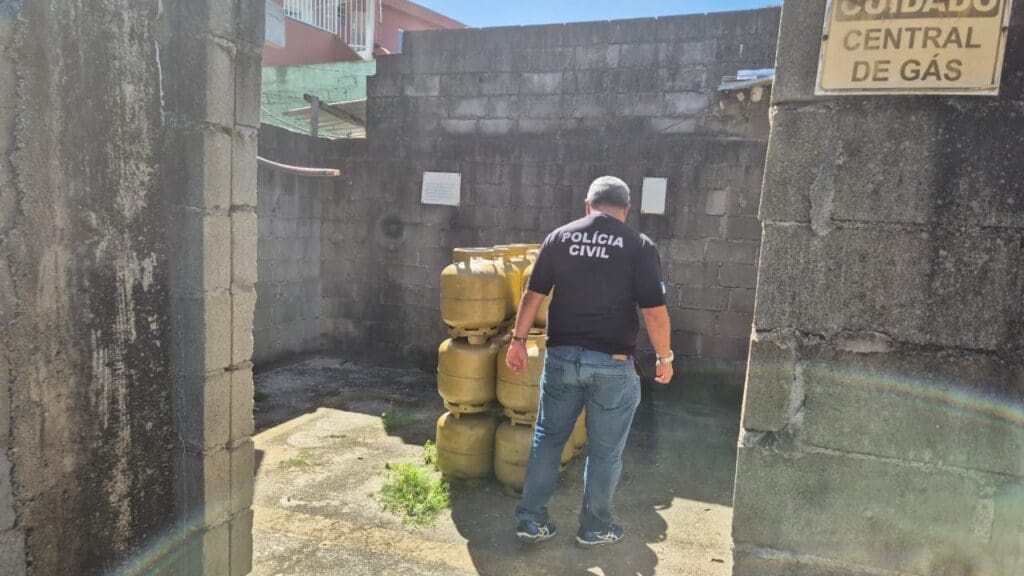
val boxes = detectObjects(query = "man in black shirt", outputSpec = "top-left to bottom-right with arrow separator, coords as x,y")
506,176 -> 673,548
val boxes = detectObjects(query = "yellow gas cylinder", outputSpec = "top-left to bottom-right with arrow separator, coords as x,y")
495,419 -> 535,492
505,245 -> 531,312
496,331 -> 546,423
435,412 -> 498,479
570,410 -> 587,455
440,248 -> 506,343
491,245 -> 520,321
438,338 -> 497,414
522,253 -> 552,328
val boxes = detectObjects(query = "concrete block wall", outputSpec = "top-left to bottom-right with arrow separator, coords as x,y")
254,129 -> 329,366
161,1 -> 261,574
732,2 -> 1024,575
0,1 -> 258,574
256,8 -> 781,371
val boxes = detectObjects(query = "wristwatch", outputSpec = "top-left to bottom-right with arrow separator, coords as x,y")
511,335 -> 528,345
656,351 -> 674,365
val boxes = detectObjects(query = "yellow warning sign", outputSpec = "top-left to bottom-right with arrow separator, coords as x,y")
817,0 -> 1015,95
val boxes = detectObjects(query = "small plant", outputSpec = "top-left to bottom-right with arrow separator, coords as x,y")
381,407 -> 414,432
423,440 -> 438,467
378,462 -> 450,527
278,451 -> 312,470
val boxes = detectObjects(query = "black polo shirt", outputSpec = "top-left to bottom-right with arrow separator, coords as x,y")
527,213 -> 666,356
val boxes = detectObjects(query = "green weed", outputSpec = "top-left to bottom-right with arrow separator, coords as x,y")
253,389 -> 269,402
278,451 -> 312,470
381,407 -> 414,432
423,440 -> 438,467
378,462 -> 450,527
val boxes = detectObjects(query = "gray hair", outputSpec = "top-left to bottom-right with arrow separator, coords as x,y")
586,176 -> 630,208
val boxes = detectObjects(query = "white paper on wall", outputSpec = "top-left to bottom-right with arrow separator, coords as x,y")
421,172 -> 462,206
641,177 -> 668,215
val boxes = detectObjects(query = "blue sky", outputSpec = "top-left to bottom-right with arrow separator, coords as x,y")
414,0 -> 781,28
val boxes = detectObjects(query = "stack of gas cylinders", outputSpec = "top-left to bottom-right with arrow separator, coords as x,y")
434,244 -> 586,493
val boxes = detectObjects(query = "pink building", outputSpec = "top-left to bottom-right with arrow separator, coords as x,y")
265,0 -> 465,67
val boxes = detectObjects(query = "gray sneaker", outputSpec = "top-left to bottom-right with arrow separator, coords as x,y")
516,520 -> 557,544
576,524 -> 624,549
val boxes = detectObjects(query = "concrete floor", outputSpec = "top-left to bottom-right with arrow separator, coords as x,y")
252,357 -> 744,576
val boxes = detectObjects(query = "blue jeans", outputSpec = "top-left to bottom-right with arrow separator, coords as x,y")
515,346 -> 642,532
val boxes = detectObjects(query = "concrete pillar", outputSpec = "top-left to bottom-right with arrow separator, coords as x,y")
161,2 -> 262,574
733,2 -> 1024,575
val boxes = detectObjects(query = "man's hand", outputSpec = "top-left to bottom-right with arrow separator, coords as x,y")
655,360 -> 673,385
506,341 -> 528,374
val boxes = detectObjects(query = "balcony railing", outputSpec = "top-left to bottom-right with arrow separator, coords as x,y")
282,0 -> 376,60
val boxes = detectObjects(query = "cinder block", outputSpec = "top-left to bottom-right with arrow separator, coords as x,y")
719,263 -> 757,288
229,509 -> 254,576
479,73 -> 519,95
755,224 -> 1019,351
702,336 -> 750,361
670,330 -> 702,357
670,262 -> 717,286
617,43 -> 659,68
178,446 -> 231,529
725,215 -> 761,240
232,127 -> 258,208
170,128 -> 232,211
680,287 -> 730,310
618,93 -> 662,117
570,94 -> 615,118
528,47 -> 575,71
181,520 -> 230,576
179,38 -> 236,127
520,72 -> 563,95
729,288 -> 756,313
733,446 -> 1023,575
705,239 -> 759,265
229,439 -> 254,514
234,47 -> 261,128
479,119 -> 515,136
676,213 -> 724,239
172,292 -> 233,374
799,347 -> 1024,477
574,45 -> 619,69
403,75 -> 441,97
231,290 -> 256,366
667,238 -> 705,262
440,119 -> 477,135
647,117 -> 697,134
236,0 -> 265,46
770,0 -> 829,105
664,92 -> 710,116
717,311 -> 753,338
658,39 -> 717,66
522,96 -> 564,119
231,210 -> 258,293
177,370 -> 231,450
658,66 -> 708,92
439,74 -> 480,97
670,308 -> 717,335
741,333 -> 795,432
705,188 -> 732,215
654,14 -> 710,41
451,97 -> 488,118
